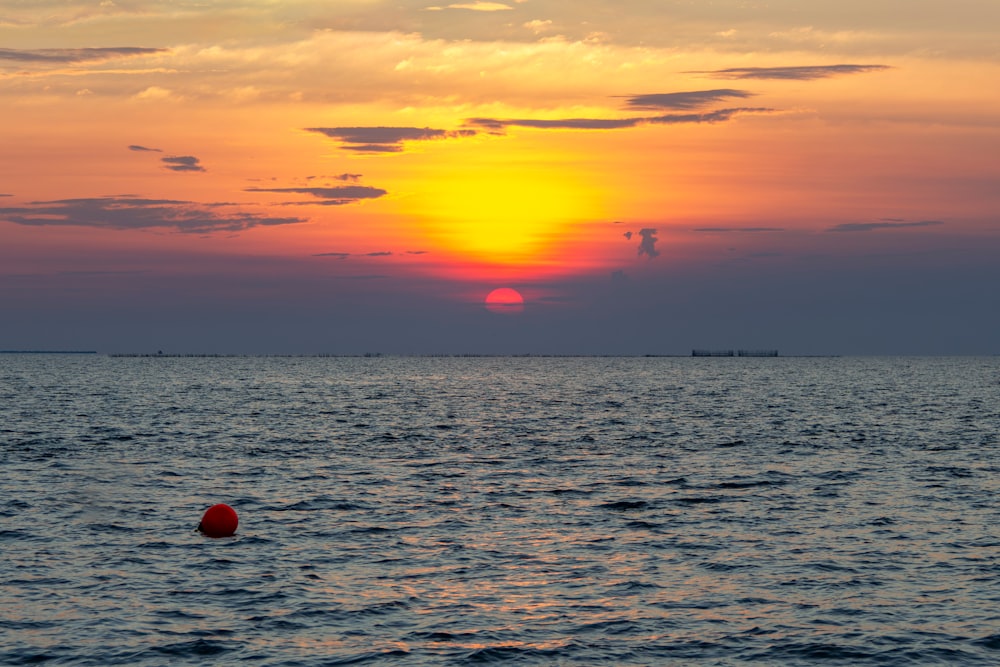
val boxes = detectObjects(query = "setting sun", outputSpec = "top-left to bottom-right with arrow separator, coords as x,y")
484,287 -> 525,314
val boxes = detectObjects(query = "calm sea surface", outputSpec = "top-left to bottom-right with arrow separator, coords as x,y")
2,355 -> 999,665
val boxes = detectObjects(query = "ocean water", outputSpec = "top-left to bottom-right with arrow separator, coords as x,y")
1,354 -> 999,665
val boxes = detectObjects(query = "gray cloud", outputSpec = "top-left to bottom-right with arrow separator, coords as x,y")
0,197 -> 304,234
623,89 -> 754,110
648,107 -> 770,125
299,173 -> 363,182
0,47 -> 166,64
312,251 -> 393,259
637,228 -> 660,258
162,155 -> 206,172
128,145 -> 162,153
245,185 -> 387,206
466,107 -> 770,131
314,249 -> 417,259
343,144 -> 405,153
305,126 -> 477,152
695,227 -> 785,232
828,220 -> 944,232
468,117 -> 639,130
700,64 -> 890,80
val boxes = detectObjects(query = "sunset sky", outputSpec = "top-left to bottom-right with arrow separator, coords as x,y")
2,0 -> 998,354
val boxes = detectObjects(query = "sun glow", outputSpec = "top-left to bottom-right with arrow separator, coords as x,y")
408,156 -> 603,267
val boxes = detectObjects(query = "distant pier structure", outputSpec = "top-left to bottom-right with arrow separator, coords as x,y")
692,349 -> 778,357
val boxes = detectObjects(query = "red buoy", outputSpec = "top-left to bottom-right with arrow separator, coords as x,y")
197,503 -> 238,537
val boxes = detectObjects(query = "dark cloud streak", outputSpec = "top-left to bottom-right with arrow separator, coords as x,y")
466,107 -> 770,131
245,185 -> 387,206
162,156 -> 206,172
0,197 -> 304,234
828,220 -> 944,232
468,116 -> 639,130
342,144 -> 405,153
305,126 -> 476,152
0,47 -> 166,64
648,107 -> 770,125
699,64 -> 890,80
312,251 -> 394,259
623,89 -> 753,110
695,227 -> 785,233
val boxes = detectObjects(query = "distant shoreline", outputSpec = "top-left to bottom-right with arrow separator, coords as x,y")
105,352 -> 842,359
7,351 -> 994,358
0,350 -> 98,354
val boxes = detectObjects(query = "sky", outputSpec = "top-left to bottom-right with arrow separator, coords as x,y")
1,0 -> 998,355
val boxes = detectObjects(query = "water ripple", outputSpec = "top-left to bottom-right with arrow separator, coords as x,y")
1,355 -> 999,665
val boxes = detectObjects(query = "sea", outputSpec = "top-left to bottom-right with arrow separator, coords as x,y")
1,354 -> 998,665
